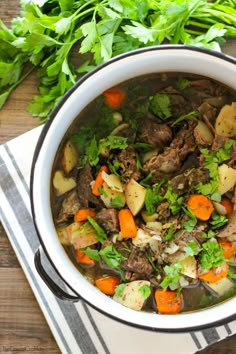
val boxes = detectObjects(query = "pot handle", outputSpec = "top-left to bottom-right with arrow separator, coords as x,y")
34,247 -> 80,302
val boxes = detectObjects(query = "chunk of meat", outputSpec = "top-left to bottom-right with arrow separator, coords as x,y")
77,163 -> 103,208
123,247 -> 153,277
137,119 -> 172,150
56,190 -> 81,223
144,122 -> 196,181
95,208 -> 119,234
117,145 -> 142,180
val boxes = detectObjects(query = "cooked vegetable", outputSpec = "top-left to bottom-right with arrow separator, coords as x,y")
215,103 -> 236,138
187,194 -> 214,221
203,277 -> 234,297
218,238 -> 236,259
198,263 -> 229,283
118,209 -> 137,238
101,171 -> 123,192
194,121 -> 214,145
74,209 -> 96,223
154,289 -> 182,314
218,164 -> 236,195
75,249 -> 96,265
125,179 -> 146,216
95,275 -> 120,295
103,88 -> 126,109
66,222 -> 98,249
179,255 -> 197,279
61,140 -> 78,174
92,166 -> 109,196
52,170 -> 76,196
220,198 -> 233,215
113,280 -> 151,310
100,182 -> 125,208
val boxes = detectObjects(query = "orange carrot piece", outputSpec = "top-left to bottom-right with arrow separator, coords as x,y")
187,194 -> 214,221
74,209 -> 96,222
92,166 -> 109,196
75,249 -> 96,265
198,262 -> 229,283
103,87 -> 126,109
221,198 -> 233,215
218,238 -> 236,259
118,209 -> 137,238
95,275 -> 120,295
154,289 -> 182,314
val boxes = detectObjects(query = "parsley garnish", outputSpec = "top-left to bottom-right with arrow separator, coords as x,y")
86,216 -> 107,242
83,245 -> 127,271
111,195 -> 125,208
114,284 -> 126,297
163,224 -> 174,241
183,241 -> 199,256
210,211 -> 228,229
149,94 -> 171,120
138,284 -> 151,299
160,263 -> 184,290
199,240 -> 225,270
164,184 -> 184,215
144,178 -> 165,215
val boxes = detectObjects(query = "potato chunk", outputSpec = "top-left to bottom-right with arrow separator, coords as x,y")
125,179 -> 146,216
66,222 -> 98,249
52,170 -> 76,196
113,280 -> 150,310
179,255 -> 197,279
101,171 -> 123,192
215,102 -> 236,138
100,182 -> 125,208
194,121 -> 213,145
61,140 -> 78,174
217,164 -> 236,195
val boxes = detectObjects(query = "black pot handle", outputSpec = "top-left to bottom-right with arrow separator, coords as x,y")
34,247 -> 81,302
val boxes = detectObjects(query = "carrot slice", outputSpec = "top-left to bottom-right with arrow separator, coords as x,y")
103,87 -> 126,109
92,166 -> 109,196
154,289 -> 182,314
75,249 -> 96,265
95,275 -> 120,295
187,194 -> 214,221
218,238 -> 236,259
198,262 -> 229,283
118,209 -> 137,238
74,209 -> 96,222
220,198 -> 233,215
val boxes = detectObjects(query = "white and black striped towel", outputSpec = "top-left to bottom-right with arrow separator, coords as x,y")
1,126 -> 236,354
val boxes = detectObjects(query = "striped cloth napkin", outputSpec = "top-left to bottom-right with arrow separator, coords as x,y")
1,126 -> 236,354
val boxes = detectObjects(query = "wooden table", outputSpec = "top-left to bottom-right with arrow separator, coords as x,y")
1,2 -> 236,353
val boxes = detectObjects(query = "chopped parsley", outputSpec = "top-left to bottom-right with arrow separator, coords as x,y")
210,211 -> 228,229
114,283 -> 126,297
182,206 -> 198,232
183,241 -> 200,256
164,184 -> 184,215
149,94 -> 171,120
199,240 -> 225,270
160,263 -> 184,290
163,224 -> 174,241
144,178 -> 165,215
86,216 -> 107,242
111,195 -> 125,208
138,284 -> 151,299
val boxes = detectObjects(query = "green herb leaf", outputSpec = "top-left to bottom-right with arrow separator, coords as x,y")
210,211 -> 228,230
114,283 -> 126,297
138,284 -> 151,299
183,241 -> 199,256
149,94 -> 171,120
160,263 -> 184,290
111,195 -> 125,208
87,216 -> 107,242
82,247 -> 100,262
163,224 -> 174,241
99,244 -> 126,270
199,240 -> 225,270
164,184 -> 184,215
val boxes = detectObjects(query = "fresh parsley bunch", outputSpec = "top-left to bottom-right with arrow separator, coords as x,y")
1,0 -> 236,119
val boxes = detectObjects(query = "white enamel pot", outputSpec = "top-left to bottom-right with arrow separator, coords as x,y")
31,45 -> 236,332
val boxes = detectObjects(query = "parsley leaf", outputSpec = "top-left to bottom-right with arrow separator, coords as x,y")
114,283 -> 126,297
138,284 -> 151,299
199,240 -> 225,270
87,216 -> 107,242
160,263 -> 184,290
164,184 -> 184,215
99,244 -> 126,270
182,206 -> 198,232
163,224 -> 174,241
144,178 -> 165,215
149,94 -> 171,120
111,195 -> 125,208
184,241 -> 199,256
210,211 -> 228,230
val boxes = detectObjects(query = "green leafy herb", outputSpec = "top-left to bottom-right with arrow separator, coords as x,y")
144,178 -> 165,215
199,240 -> 225,270
99,244 -> 126,270
138,284 -> 151,299
109,159 -> 121,176
201,230 -> 216,239
114,283 -> 126,297
82,247 -> 100,262
86,136 -> 99,166
160,263 -> 184,290
184,241 -> 200,256
182,206 -> 198,232
210,211 -> 228,229
163,224 -> 174,241
228,267 -> 236,279
175,78 -> 190,90
111,195 -> 125,208
87,216 -> 107,242
149,94 -> 171,120
1,0 -> 236,118
99,135 -> 128,151
164,184 -> 184,215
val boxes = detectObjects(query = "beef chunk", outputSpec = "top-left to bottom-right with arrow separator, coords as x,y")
123,247 -> 152,277
95,208 -> 119,233
144,122 -> 196,181
117,145 -> 141,180
56,189 -> 81,224
77,163 -> 103,208
137,119 -> 172,150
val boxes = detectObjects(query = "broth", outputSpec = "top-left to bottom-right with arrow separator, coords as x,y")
51,72 -> 236,314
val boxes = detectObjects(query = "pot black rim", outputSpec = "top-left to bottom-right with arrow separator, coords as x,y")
30,44 -> 236,333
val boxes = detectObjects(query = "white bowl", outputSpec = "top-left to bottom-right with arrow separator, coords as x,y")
31,45 -> 236,332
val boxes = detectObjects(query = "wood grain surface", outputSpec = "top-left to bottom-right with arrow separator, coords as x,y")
1,2 -> 236,354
